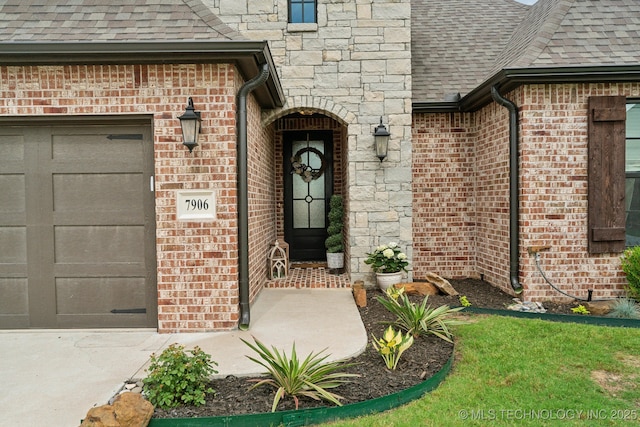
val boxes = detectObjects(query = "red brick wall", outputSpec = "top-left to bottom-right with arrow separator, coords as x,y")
0,63 -> 244,332
246,82 -> 277,303
414,83 -> 640,302
475,101 -> 512,292
412,112 -> 477,280
518,83 -> 640,301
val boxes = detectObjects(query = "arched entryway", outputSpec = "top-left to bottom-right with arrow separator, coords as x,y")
273,112 -> 348,269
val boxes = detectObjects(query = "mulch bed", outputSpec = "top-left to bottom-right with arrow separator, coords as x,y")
152,278 -> 575,419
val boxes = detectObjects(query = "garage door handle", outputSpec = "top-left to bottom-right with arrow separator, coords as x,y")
110,308 -> 146,314
150,176 -> 154,192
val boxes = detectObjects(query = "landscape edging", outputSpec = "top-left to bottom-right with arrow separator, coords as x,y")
148,352 -> 455,427
462,306 -> 640,328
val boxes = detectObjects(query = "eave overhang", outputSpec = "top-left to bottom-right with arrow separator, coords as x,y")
0,40 -> 285,109
413,65 -> 640,114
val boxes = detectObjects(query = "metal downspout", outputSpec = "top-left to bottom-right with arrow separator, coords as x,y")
490,85 -> 524,294
237,63 -> 270,330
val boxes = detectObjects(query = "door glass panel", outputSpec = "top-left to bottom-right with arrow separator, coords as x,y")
309,199 -> 326,228
291,136 -> 327,230
293,200 -> 309,228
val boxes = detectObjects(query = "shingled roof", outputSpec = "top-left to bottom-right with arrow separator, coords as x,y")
490,0 -> 640,73
412,0 -> 529,103
0,0 -> 285,108
0,0 -> 242,42
413,0 -> 640,105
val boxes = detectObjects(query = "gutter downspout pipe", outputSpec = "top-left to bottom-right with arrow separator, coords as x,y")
237,63 -> 270,330
490,85 -> 524,294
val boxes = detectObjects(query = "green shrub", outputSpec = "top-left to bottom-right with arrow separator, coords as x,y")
607,298 -> 640,319
325,195 -> 344,253
143,343 -> 218,409
620,246 -> 640,300
377,288 -> 464,342
242,336 -> 358,412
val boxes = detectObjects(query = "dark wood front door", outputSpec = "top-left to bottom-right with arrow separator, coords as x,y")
284,131 -> 333,261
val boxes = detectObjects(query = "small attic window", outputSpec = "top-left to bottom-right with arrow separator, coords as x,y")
289,0 -> 316,24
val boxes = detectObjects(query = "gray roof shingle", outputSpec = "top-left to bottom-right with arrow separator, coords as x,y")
412,0 -> 529,103
490,0 -> 640,73
0,0 -> 243,42
413,0 -> 640,103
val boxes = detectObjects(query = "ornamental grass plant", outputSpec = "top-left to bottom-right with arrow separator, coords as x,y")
377,287 -> 464,341
241,337 -> 359,412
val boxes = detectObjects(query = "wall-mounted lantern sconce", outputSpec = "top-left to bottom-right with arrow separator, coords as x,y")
374,117 -> 391,162
178,97 -> 202,153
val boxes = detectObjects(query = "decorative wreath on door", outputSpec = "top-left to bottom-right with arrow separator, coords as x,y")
290,147 -> 327,183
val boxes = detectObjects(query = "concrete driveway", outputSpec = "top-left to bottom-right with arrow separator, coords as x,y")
0,288 -> 366,426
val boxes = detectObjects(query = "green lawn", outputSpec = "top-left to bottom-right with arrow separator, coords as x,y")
325,316 -> 640,426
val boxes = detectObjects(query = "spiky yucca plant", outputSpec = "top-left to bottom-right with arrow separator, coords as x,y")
377,288 -> 464,342
241,337 -> 359,412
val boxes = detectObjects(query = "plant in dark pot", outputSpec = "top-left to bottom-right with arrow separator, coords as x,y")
325,194 -> 344,273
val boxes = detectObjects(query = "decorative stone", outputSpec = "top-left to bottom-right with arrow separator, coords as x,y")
585,300 -> 617,316
395,282 -> 438,296
352,281 -> 367,307
423,272 -> 458,296
81,406 -> 118,427
81,392 -> 153,427
507,298 -> 547,313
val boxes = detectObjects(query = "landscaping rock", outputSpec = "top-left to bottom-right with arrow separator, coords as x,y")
422,272 -> 459,296
585,300 -> 617,316
507,298 -> 546,313
352,281 -> 367,307
81,392 -> 153,427
395,281 -> 439,296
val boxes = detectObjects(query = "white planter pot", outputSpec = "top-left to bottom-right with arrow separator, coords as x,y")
376,271 -> 403,292
326,252 -> 344,269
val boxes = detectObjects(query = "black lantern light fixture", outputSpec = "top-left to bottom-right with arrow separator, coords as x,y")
178,97 -> 202,153
373,117 -> 391,162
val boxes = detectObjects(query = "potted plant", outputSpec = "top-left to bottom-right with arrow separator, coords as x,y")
325,194 -> 344,272
364,242 -> 409,290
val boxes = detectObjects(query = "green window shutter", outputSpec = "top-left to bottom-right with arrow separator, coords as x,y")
588,95 -> 626,254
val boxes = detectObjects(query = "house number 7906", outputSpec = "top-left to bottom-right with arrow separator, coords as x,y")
177,190 -> 216,221
185,198 -> 209,211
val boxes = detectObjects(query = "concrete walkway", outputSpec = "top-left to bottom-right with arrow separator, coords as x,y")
0,288 -> 366,427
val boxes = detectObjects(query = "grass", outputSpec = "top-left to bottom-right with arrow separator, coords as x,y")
324,315 -> 640,427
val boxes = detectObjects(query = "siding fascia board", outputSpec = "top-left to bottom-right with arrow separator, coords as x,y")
413,65 -> 640,113
0,40 -> 284,108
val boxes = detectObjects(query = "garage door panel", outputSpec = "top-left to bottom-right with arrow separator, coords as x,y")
0,134 -> 25,161
52,133 -> 143,164
0,279 -> 29,315
52,173 -> 144,221
0,123 -> 156,329
0,174 -> 26,216
54,226 -> 144,264
53,263 -> 145,277
0,227 -> 27,263
56,277 -> 146,315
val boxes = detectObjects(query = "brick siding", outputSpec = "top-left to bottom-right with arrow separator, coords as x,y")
413,83 -> 640,302
0,63 -> 254,332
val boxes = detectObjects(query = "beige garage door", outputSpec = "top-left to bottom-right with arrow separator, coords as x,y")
0,122 -> 157,328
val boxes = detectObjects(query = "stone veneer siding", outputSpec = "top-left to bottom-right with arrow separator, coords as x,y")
413,83 -> 639,302
208,0 -> 413,286
0,63 -> 266,332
